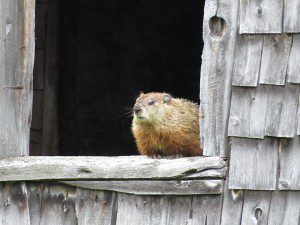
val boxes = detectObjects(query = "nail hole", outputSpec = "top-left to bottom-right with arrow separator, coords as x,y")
209,16 -> 226,37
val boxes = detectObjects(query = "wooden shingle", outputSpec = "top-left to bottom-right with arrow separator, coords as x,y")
239,0 -> 283,34
228,86 -> 268,139
264,84 -> 299,137
229,137 -> 278,190
232,35 -> 263,87
278,137 -> 300,190
259,35 -> 292,85
287,34 -> 300,83
284,0 -> 300,33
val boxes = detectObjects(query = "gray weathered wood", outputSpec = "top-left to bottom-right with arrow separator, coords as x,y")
149,196 -> 171,225
27,183 -> 44,225
191,195 -> 222,225
287,34 -> 300,83
220,181 -> 244,225
200,0 -> 239,156
42,0 -> 59,156
278,137 -> 300,190
232,35 -> 263,87
75,188 -> 117,225
0,156 -> 226,181
298,94 -> 300,135
239,0 -> 283,33
268,191 -> 300,225
167,196 -> 192,225
259,35 -> 292,85
0,183 -> 30,225
229,137 -> 278,190
38,184 -> 77,225
228,86 -> 268,138
0,0 -> 35,157
116,193 -> 152,225
264,84 -> 299,137
63,180 -> 224,195
240,191 -> 271,225
284,0 -> 300,33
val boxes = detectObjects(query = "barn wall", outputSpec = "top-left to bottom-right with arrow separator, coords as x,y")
1,182 -> 299,225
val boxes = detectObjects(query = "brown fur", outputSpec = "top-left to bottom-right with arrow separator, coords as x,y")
131,92 -> 202,156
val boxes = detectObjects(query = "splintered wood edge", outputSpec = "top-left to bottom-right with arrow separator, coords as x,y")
61,179 -> 224,195
0,156 -> 227,181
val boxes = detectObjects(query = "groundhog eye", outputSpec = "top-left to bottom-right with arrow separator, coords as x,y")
148,99 -> 155,106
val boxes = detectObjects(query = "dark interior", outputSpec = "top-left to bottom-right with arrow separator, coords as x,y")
58,0 -> 205,156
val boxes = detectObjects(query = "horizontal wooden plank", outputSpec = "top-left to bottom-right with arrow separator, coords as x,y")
0,156 -> 226,181
229,137 -> 278,190
284,0 -> 300,33
239,0 -> 283,33
62,180 -> 223,195
232,35 -> 263,87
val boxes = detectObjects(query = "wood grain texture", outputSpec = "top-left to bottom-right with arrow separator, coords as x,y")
75,189 -> 117,225
259,35 -> 292,85
116,193 -> 152,225
228,86 -> 268,139
38,184 -> 77,225
0,183 -> 30,225
287,34 -> 300,83
0,156 -> 226,181
284,0 -> 300,32
232,35 -> 263,87
264,84 -> 299,137
0,0 -> 35,157
239,0 -> 283,33
27,183 -> 44,225
229,137 -> 278,190
240,191 -> 271,225
278,137 -> 300,190
200,0 -> 239,156
63,180 -> 224,195
42,0 -> 59,156
191,195 -> 222,225
268,191 -> 300,225
220,181 -> 244,225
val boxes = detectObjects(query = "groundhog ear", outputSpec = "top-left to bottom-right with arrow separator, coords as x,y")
163,94 -> 171,103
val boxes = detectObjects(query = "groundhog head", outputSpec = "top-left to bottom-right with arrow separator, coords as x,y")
133,92 -> 172,124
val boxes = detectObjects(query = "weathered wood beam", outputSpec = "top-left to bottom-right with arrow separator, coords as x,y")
0,156 -> 226,181
62,180 -> 223,195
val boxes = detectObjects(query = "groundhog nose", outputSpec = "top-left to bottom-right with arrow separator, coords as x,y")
133,106 -> 142,114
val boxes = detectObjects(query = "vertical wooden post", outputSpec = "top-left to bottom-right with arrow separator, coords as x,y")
200,0 -> 239,157
0,0 -> 35,157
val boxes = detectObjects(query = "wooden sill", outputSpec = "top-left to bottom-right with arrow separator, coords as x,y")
0,156 -> 227,195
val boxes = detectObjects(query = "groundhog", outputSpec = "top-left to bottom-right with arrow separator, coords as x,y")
131,92 -> 202,157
